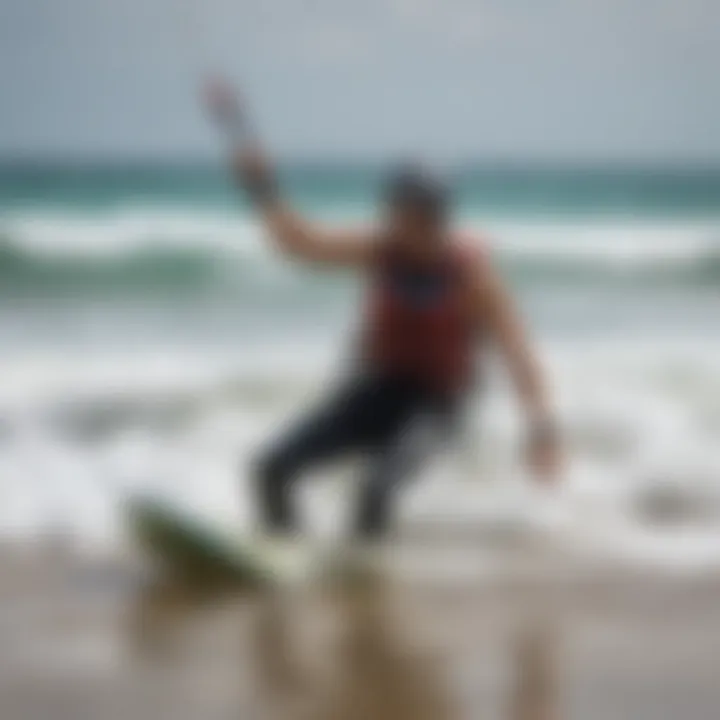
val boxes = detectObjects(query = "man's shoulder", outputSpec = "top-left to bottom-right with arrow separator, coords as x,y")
450,230 -> 491,267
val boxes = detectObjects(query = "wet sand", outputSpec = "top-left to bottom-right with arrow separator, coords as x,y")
1,542 -> 719,720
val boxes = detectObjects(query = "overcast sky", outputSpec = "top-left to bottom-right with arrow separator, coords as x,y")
0,0 -> 718,162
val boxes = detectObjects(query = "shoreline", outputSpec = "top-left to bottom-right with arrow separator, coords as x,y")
1,541 -> 719,720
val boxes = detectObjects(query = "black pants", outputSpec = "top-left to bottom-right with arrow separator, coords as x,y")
254,373 -> 458,539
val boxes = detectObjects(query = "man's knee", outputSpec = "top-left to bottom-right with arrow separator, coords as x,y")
252,443 -> 299,531
253,443 -> 293,491
355,478 -> 396,538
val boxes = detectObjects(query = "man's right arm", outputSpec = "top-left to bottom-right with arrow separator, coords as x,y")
205,79 -> 375,269
231,148 -> 376,268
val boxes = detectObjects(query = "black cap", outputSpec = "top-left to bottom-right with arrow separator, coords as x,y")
383,163 -> 450,221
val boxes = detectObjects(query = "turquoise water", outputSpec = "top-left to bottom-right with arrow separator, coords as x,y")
0,162 -> 718,348
2,162 -> 720,216
1,164 -> 720,556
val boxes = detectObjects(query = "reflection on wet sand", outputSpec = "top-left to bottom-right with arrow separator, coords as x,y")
127,577 -> 561,720
506,615 -> 560,720
250,583 -> 458,720
4,551 -> 720,720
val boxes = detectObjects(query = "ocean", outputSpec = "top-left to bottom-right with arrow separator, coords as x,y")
1,162 -> 720,574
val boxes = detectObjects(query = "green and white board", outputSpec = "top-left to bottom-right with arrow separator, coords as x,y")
126,497 -> 271,587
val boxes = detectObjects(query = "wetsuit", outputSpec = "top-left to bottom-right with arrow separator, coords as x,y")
255,240 -> 479,538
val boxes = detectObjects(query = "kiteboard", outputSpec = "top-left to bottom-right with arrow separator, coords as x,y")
126,497 -> 273,587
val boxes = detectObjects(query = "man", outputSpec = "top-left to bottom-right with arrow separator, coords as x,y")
205,81 -> 561,566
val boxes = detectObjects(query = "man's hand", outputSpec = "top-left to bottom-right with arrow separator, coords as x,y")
202,77 -> 278,206
525,421 -> 563,484
203,76 -> 246,136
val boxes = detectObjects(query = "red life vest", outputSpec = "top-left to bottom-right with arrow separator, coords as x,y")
360,238 -> 480,395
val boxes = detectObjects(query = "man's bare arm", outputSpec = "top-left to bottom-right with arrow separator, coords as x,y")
229,150 -> 376,268
471,250 -> 561,480
205,80 -> 375,269
473,257 -> 549,419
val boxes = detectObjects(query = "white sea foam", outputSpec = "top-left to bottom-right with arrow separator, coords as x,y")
1,203 -> 719,572
0,337 -> 718,572
1,208 -> 719,276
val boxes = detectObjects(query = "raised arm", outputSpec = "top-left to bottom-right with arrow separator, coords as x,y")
231,148 -> 376,266
471,249 -> 562,482
204,80 -> 376,268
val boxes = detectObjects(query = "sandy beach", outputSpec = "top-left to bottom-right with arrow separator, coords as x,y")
1,540 -> 719,720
